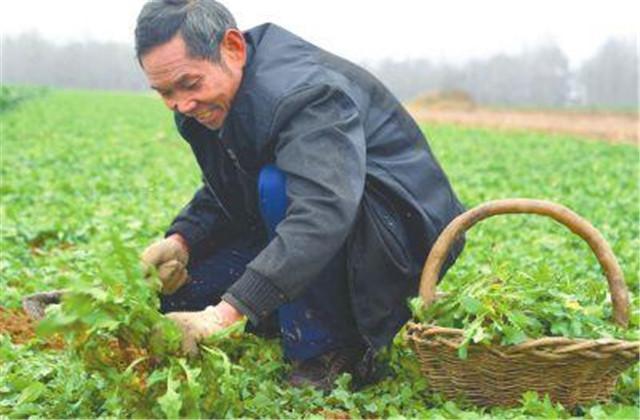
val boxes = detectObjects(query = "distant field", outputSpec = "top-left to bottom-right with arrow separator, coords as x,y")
407,103 -> 639,145
1,90 -> 638,418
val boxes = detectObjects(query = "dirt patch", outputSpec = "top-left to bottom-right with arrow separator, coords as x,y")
319,410 -> 351,419
106,338 -> 151,371
27,230 -> 75,256
0,306 -> 64,349
411,90 -> 476,111
406,104 -> 639,145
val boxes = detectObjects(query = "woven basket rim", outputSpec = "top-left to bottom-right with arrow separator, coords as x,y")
405,321 -> 640,361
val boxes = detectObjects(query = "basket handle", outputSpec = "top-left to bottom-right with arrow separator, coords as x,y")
419,198 -> 630,327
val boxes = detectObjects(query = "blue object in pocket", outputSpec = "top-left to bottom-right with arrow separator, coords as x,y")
258,164 -> 288,240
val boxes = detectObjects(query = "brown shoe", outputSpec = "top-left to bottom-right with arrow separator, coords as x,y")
286,346 -> 366,392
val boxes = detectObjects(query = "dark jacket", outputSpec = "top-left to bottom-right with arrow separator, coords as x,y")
166,23 -> 465,349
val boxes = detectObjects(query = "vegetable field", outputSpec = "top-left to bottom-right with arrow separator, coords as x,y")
1,89 -> 638,418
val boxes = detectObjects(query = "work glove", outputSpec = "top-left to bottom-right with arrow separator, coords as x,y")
165,306 -> 226,356
141,236 -> 190,295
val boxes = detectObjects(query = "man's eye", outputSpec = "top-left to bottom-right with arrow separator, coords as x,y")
182,80 -> 200,90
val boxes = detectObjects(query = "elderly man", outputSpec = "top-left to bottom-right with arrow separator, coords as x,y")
136,0 -> 465,391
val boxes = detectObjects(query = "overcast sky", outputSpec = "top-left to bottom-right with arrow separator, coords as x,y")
2,0 -> 638,68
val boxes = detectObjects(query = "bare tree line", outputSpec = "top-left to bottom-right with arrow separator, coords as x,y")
367,38 -> 638,108
2,32 -> 148,91
2,32 -> 637,108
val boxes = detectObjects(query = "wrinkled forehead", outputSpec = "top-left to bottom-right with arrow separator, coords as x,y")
141,38 -> 206,86
141,35 -> 190,71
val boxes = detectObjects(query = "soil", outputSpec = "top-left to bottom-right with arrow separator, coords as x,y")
320,410 -> 351,419
0,306 -> 151,381
106,337 -> 151,372
0,306 -> 65,349
406,104 -> 639,145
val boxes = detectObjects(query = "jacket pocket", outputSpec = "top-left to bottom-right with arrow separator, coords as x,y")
362,183 -> 411,275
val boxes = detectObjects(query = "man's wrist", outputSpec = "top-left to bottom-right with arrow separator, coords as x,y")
168,233 -> 190,254
215,300 -> 246,326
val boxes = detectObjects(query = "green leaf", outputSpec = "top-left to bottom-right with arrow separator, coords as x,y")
501,325 -> 527,345
457,345 -> 468,360
550,321 -> 570,336
588,405 -> 607,419
158,372 -> 182,419
363,401 -> 378,413
472,326 -> 486,343
508,310 -> 531,327
607,405 -> 640,419
16,382 -> 46,406
461,296 -> 483,315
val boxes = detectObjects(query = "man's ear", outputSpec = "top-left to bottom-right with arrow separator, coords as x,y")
220,28 -> 246,66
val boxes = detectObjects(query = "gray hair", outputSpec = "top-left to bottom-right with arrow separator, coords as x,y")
135,0 -> 237,64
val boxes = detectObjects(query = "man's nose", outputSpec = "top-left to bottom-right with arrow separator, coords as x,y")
169,98 -> 197,114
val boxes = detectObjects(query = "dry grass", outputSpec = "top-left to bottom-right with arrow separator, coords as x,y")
406,103 -> 639,146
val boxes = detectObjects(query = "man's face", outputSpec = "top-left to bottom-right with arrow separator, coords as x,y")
141,30 -> 246,130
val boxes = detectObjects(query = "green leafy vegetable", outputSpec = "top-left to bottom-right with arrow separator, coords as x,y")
1,89 -> 637,418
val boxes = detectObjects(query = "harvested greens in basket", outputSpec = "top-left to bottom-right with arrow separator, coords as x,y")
409,263 -> 640,360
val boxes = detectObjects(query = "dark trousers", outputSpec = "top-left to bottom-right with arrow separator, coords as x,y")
161,165 -> 365,361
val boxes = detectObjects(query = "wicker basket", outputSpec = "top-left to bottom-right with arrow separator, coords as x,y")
406,198 -> 640,408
